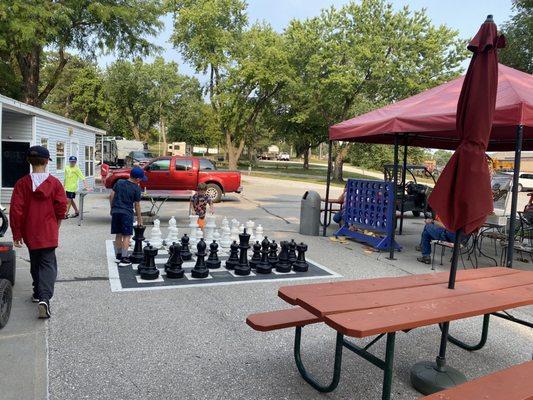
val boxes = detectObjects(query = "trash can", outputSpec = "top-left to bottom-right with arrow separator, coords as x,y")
299,190 -> 321,236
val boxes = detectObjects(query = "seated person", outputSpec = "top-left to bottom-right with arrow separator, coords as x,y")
417,217 -> 456,264
331,186 -> 347,225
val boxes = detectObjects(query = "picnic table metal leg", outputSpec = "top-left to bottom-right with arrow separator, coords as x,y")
293,326 -> 343,393
440,314 -> 490,351
382,333 -> 396,400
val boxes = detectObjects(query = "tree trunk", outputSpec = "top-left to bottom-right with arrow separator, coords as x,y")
131,125 -> 142,141
225,131 -> 245,170
333,144 -> 351,182
303,148 -> 310,170
160,117 -> 167,156
17,46 -> 41,106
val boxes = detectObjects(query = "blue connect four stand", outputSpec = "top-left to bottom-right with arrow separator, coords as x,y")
334,179 -> 401,251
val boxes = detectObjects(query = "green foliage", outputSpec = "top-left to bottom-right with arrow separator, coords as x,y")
499,0 -> 533,73
347,143 -> 430,171
431,149 -> 453,167
0,0 -> 164,105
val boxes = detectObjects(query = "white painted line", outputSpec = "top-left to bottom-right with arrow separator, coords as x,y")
227,269 -> 256,278
272,269 -> 296,275
184,272 -> 213,281
135,274 -> 164,283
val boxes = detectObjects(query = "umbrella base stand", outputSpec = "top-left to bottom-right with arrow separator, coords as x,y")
410,358 -> 467,395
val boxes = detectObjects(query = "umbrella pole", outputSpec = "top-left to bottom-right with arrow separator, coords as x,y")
388,134 -> 399,259
506,125 -> 524,267
399,135 -> 408,235
410,229 -> 466,394
323,140 -> 333,237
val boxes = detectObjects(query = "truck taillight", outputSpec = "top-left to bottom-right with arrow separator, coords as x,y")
0,246 -> 10,252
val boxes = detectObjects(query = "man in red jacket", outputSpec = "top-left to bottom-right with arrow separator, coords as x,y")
10,146 -> 67,319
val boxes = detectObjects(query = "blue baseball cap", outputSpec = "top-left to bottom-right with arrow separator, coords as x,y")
27,145 -> 52,161
130,166 -> 147,181
69,156 -> 77,162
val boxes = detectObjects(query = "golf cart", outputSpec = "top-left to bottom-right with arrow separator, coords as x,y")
0,208 -> 15,329
383,164 -> 437,217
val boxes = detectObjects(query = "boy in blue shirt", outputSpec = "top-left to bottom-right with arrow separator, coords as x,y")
109,167 -> 146,267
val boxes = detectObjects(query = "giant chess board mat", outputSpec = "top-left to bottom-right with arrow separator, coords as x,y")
106,240 -> 341,292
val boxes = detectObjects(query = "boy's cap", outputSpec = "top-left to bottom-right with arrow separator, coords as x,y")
69,156 -> 77,162
130,166 -> 147,181
27,145 -> 52,161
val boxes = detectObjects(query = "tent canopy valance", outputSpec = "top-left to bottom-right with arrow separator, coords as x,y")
329,64 -> 533,151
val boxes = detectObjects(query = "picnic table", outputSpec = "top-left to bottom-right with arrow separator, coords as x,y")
77,188 -> 192,226
247,267 -> 533,399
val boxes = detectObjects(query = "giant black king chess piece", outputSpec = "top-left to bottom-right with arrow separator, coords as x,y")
130,225 -> 146,264
234,229 -> 251,276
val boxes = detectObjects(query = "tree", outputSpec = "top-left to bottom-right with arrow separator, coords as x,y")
42,53 -> 107,127
169,0 -> 292,169
280,0 -> 467,181
0,0 -> 163,106
499,0 -> 533,73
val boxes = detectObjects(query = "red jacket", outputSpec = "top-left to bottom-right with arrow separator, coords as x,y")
10,175 -> 67,250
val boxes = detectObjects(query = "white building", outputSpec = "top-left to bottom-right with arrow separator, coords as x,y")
0,94 -> 106,203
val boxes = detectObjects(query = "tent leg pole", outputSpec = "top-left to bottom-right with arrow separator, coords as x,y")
323,140 -> 333,237
399,135 -> 408,235
507,125 -> 523,267
388,135 -> 399,260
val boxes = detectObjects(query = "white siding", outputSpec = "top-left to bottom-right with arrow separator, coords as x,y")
35,117 -> 96,189
1,111 -> 32,141
1,188 -> 13,205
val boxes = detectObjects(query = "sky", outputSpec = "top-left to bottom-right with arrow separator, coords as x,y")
98,0 -> 515,80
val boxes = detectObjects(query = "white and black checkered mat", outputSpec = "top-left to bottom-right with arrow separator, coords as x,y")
106,240 -> 341,292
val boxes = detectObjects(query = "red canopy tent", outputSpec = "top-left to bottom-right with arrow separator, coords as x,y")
324,64 -> 533,263
329,64 -> 533,151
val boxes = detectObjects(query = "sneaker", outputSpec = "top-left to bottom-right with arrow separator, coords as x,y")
118,257 -> 132,267
31,295 -> 39,303
38,301 -> 51,319
417,256 -> 431,265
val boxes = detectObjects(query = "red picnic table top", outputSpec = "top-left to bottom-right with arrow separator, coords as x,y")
278,267 -> 533,338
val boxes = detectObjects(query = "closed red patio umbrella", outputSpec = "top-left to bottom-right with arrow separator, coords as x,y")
411,15 -> 506,394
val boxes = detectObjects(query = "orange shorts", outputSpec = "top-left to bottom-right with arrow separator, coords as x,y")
197,217 -> 205,229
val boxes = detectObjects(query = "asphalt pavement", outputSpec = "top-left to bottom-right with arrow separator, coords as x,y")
1,175 -> 532,400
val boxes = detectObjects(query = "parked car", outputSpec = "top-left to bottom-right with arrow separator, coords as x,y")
517,173 -> 533,192
125,150 -> 154,167
104,156 -> 242,202
277,153 -> 290,161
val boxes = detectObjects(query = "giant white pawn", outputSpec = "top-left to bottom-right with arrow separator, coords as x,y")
165,216 -> 179,246
221,217 -> 229,230
189,215 -> 199,244
220,226 -> 232,248
149,219 -> 163,249
230,224 -> 239,242
255,224 -> 264,243
205,214 -> 216,241
196,227 -> 204,242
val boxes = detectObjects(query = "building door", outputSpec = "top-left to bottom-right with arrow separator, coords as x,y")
70,140 -> 79,159
2,141 -> 30,188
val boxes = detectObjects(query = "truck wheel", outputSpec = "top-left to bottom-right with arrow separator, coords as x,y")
0,250 -> 15,286
205,183 -> 223,203
0,279 -> 12,329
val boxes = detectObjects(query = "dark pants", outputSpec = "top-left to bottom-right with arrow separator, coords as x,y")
29,247 -> 58,302
420,224 -> 456,256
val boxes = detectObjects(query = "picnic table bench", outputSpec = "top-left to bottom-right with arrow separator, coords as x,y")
247,267 -> 533,399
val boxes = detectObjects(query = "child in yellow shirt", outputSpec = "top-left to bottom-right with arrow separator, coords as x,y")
64,156 -> 89,218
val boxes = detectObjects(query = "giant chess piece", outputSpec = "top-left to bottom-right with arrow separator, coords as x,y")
205,215 -> 217,241
268,240 -> 279,268
246,220 -> 255,242
149,219 -> 163,249
189,215 -> 199,245
255,225 -> 264,243
180,234 -> 192,261
130,225 -> 146,264
288,239 -> 297,266
225,241 -> 239,270
137,242 -> 151,273
206,241 -> 221,269
165,242 -> 184,279
276,241 -> 292,273
234,229 -> 251,276
191,239 -> 209,278
293,242 -> 309,272
164,216 -> 179,247
230,220 -> 240,242
220,225 -> 232,248
256,237 -> 272,274
249,241 -> 261,269
139,245 -> 160,280
221,217 -> 230,230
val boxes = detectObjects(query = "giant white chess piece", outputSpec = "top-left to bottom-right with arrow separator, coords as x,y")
164,216 -> 179,246
205,214 -> 216,241
189,215 -> 199,245
221,217 -> 229,230
230,221 -> 240,241
149,219 -> 163,249
255,224 -> 264,243
220,226 -> 232,248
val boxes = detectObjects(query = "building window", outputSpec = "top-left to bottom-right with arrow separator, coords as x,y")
56,141 -> 65,171
85,146 -> 94,176
41,138 -> 48,149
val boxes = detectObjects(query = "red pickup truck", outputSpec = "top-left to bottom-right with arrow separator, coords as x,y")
104,156 -> 242,202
